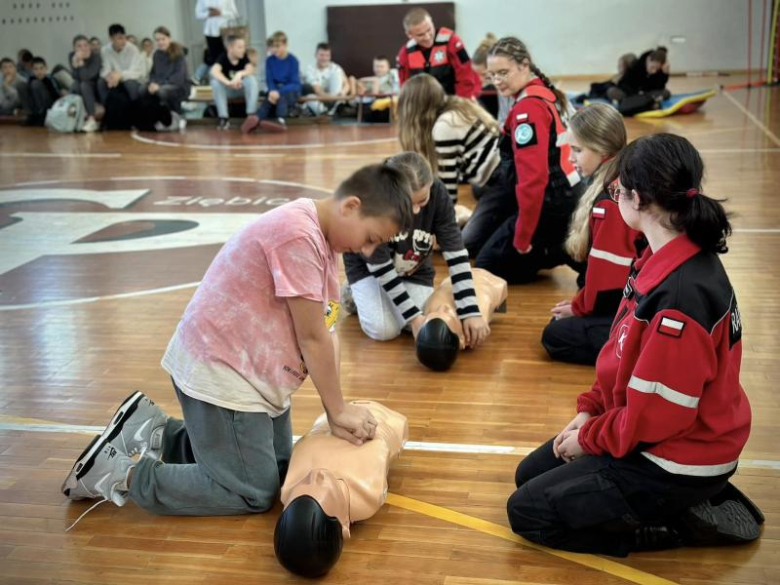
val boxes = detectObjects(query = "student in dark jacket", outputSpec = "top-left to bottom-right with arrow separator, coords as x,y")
542,104 -> 644,365
508,133 -> 760,557
146,26 -> 191,114
27,57 -> 65,126
607,47 -> 670,103
343,152 -> 490,348
70,34 -> 102,132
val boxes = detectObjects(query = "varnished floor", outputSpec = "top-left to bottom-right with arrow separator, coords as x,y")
0,76 -> 779,584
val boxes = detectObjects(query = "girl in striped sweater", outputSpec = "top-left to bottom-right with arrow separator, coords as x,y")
343,152 -> 490,347
542,104 -> 645,365
397,74 -> 502,204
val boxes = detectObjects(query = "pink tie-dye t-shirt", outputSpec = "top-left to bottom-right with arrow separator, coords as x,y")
162,199 -> 339,415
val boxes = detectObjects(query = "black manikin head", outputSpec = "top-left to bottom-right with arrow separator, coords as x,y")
274,495 -> 343,578
415,317 -> 460,371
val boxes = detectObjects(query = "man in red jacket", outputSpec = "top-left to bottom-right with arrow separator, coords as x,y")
396,8 -> 480,99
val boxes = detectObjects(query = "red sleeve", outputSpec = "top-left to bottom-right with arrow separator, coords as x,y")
509,98 -> 551,252
571,199 -> 641,317
577,380 -> 606,416
448,33 -> 480,98
578,310 -> 717,457
397,46 -> 409,87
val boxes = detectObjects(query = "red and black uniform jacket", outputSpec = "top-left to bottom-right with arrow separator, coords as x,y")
571,191 -> 645,317
397,27 -> 481,98
577,235 -> 751,477
500,79 -> 580,252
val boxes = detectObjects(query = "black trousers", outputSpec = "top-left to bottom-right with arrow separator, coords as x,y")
462,164 -> 516,259
205,35 -> 225,66
541,315 -> 613,365
507,438 -> 730,556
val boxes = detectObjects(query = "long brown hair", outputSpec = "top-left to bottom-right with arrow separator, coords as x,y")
488,36 -> 568,114
397,74 -> 499,173
564,104 -> 627,261
154,26 -> 184,61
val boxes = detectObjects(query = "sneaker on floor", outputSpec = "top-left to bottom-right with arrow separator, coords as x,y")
241,114 -> 260,134
679,499 -> 761,546
82,117 -> 99,133
61,438 -> 135,505
217,117 -> 230,131
340,281 -> 357,315
109,391 -> 168,459
632,525 -> 684,552
260,118 -> 287,132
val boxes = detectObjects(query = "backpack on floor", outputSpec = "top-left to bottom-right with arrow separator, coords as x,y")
44,94 -> 86,133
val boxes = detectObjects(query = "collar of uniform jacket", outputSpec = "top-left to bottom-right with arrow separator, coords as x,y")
632,234 -> 701,295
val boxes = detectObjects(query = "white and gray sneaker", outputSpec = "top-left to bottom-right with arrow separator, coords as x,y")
108,391 -> 169,459
61,439 -> 134,504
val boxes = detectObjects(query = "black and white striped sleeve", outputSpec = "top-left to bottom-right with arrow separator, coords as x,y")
433,112 -> 466,202
442,249 -> 481,319
366,260 -> 423,325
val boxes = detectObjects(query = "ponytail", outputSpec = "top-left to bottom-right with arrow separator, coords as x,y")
617,133 -> 731,254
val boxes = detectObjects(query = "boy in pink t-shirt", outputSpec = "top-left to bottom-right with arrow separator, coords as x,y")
62,163 -> 414,518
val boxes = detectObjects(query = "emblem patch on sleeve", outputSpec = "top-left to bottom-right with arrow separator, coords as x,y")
514,123 -> 536,147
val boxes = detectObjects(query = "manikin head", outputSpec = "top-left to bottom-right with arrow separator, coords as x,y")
274,469 -> 349,577
416,306 -> 462,371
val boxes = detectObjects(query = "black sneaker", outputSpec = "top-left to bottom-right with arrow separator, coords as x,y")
632,525 -> 684,552
710,483 -> 765,525
679,499 -> 760,546
217,118 -> 230,131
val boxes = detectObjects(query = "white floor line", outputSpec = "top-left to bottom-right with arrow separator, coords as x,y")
1,420 -> 778,470
722,91 -> 780,147
699,148 -> 780,153
0,282 -> 200,311
131,130 -> 397,151
0,152 -> 122,158
733,228 -> 780,233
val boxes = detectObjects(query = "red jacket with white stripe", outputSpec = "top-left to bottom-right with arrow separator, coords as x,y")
503,80 -> 580,252
571,192 -> 644,317
577,235 -> 751,477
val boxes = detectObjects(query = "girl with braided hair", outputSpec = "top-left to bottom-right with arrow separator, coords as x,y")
474,36 -> 582,283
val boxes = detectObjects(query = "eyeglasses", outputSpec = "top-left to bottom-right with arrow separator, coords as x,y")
488,69 -> 514,83
608,182 -> 628,203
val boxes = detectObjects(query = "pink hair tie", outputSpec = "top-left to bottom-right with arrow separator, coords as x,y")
686,188 -> 699,198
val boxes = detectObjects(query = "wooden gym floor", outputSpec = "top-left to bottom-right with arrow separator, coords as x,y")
0,76 -> 778,584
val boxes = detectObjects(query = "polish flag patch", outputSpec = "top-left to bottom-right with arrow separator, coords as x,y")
516,113 -> 529,122
658,317 -> 685,338
592,207 -> 606,219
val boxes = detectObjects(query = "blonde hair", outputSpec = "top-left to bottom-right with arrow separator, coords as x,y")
564,104 -> 627,261
472,33 -> 498,67
385,151 -> 434,191
488,36 -> 568,113
403,8 -> 431,30
397,74 -> 499,174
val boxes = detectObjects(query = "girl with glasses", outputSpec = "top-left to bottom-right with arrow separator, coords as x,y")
474,37 -> 583,284
508,133 -> 759,556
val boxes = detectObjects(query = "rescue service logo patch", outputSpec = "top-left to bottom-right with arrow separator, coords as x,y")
433,49 -> 446,64
514,123 -> 536,147
657,317 -> 685,338
616,322 -> 629,358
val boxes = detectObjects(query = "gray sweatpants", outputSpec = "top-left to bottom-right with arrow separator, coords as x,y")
129,383 -> 292,515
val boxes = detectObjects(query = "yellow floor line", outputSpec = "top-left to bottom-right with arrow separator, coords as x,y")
386,493 -> 677,585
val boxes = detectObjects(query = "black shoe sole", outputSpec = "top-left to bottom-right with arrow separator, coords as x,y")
683,499 -> 760,545
61,391 -> 144,497
711,482 -> 765,525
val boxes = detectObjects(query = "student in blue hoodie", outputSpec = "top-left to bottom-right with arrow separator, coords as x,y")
245,31 -> 301,133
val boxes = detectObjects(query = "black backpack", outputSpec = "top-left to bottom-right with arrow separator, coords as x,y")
131,93 -> 172,131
